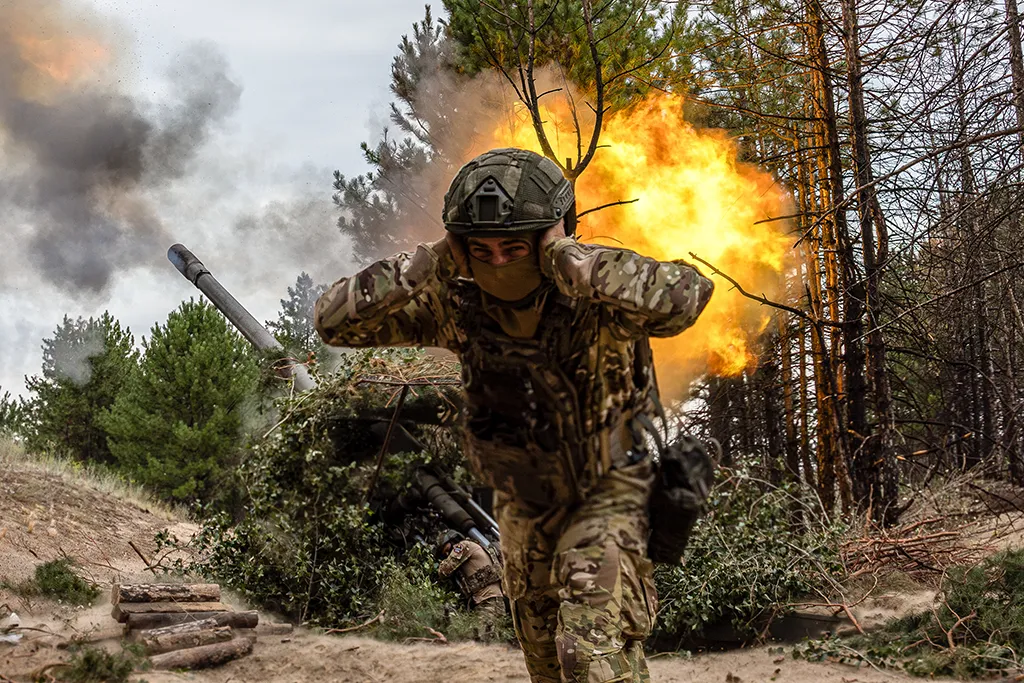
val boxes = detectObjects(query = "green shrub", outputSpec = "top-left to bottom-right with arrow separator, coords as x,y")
796,549 -> 1024,678
3,559 -> 100,606
35,559 -> 101,606
50,644 -> 146,683
375,549 -> 457,640
653,469 -> 845,645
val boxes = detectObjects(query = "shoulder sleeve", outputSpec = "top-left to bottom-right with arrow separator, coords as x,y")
315,242 -> 458,349
541,237 -> 714,338
438,542 -> 471,578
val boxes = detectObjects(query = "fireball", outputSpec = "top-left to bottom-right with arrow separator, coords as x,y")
489,94 -> 794,393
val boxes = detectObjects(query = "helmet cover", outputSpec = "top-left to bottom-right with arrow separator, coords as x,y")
443,148 -> 575,236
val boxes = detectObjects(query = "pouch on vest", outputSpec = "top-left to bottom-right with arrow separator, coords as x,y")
645,422 -> 718,564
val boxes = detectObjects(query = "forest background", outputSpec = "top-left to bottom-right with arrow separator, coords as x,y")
2,0 -> 1024,677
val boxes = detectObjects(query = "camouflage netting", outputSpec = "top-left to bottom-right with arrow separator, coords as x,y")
159,349 -> 474,627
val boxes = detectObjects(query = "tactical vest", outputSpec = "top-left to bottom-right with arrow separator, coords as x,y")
454,283 -> 624,507
458,563 -> 503,598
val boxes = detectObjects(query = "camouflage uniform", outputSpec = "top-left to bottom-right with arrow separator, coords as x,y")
439,539 -> 506,638
316,236 -> 713,682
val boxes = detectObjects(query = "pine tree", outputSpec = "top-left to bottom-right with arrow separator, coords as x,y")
102,299 -> 259,506
334,6 -> 469,262
0,389 -> 27,437
266,272 -> 329,361
24,313 -> 137,464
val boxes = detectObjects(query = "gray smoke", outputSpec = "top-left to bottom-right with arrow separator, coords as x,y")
0,1 -> 241,295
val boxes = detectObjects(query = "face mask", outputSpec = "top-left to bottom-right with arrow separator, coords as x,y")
469,255 -> 543,302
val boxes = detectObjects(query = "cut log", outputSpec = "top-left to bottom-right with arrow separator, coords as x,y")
255,622 -> 294,636
112,601 -> 228,623
112,583 -> 220,604
141,626 -> 233,655
127,610 -> 259,631
130,618 -> 221,641
148,636 -> 253,670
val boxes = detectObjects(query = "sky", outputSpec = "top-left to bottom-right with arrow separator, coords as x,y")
1,0 -> 433,397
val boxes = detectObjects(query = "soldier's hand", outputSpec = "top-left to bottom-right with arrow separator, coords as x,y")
444,232 -> 472,279
539,218 -> 566,254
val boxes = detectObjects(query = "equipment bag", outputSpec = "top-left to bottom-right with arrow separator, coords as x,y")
631,338 -> 719,564
644,422 -> 718,564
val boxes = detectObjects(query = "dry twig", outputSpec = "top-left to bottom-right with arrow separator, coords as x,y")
324,610 -> 384,635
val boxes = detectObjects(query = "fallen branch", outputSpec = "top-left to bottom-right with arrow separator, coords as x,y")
324,610 -> 384,635
127,541 -> 160,576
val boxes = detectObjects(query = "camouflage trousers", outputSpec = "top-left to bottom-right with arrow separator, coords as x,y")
474,596 -> 507,641
496,460 -> 657,683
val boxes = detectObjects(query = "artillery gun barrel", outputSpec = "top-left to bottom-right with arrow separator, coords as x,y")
415,469 -> 490,547
167,243 -> 315,392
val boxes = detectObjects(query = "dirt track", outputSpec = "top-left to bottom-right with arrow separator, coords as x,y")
0,446 -> 984,683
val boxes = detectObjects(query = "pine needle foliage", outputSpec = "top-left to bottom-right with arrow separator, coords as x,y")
101,298 -> 259,506
2,559 -> 100,606
654,469 -> 845,646
796,549 -> 1024,678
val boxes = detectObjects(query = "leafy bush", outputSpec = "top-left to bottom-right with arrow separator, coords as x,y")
796,549 -> 1024,678
3,559 -> 101,606
653,468 -> 845,645
157,349 -> 465,628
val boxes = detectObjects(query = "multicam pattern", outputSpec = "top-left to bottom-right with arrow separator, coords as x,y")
438,539 -> 504,606
497,460 -> 657,682
315,234 -> 713,682
315,236 -> 713,505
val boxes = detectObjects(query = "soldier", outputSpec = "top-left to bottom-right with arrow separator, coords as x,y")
315,148 -> 714,682
436,530 -> 506,638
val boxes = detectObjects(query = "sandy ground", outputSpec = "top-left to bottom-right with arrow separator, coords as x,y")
3,449 -> 1019,682
3,614 -> 959,683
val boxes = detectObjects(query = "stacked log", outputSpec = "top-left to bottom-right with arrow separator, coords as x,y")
114,583 -> 261,670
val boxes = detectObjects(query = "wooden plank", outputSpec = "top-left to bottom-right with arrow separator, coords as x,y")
140,626 -> 233,655
149,637 -> 253,670
126,610 -> 259,631
112,601 -> 228,623
112,583 -> 220,604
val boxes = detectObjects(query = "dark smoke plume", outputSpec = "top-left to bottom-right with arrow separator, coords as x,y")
0,1 -> 241,295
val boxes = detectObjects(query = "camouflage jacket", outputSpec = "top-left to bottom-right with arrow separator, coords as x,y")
315,237 -> 714,506
438,539 -> 504,604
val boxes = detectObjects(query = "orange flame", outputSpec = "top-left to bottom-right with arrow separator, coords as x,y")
489,93 -> 794,392
15,35 -> 109,84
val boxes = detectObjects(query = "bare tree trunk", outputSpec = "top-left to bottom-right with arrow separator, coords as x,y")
839,0 -> 900,525
1006,0 -> 1024,148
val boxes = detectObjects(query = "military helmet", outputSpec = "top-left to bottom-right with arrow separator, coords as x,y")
436,529 -> 465,558
443,148 -> 575,236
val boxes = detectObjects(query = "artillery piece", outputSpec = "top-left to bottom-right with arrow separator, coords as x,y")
166,243 -> 497,548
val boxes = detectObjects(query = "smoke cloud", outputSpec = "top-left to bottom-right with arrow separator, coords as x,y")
0,0 -> 241,295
